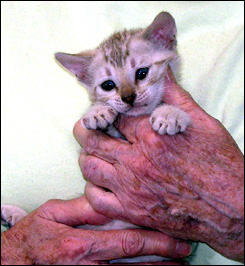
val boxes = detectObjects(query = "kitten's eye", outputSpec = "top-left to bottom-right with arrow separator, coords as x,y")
101,80 -> 116,91
136,68 -> 149,81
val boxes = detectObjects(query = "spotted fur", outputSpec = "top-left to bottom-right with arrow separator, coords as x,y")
55,12 -> 190,136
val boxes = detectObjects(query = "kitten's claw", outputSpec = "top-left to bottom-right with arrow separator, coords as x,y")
1,205 -> 27,227
81,105 -> 118,130
150,105 -> 190,135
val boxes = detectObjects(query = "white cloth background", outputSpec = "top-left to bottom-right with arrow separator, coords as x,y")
1,2 -> 244,265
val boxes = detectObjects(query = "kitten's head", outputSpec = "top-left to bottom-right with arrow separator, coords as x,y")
55,12 -> 178,116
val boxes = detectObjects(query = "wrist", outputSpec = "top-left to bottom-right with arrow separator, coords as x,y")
1,230 -> 32,265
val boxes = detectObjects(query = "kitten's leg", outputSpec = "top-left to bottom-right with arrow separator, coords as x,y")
150,104 -> 190,135
1,205 -> 27,227
81,104 -> 118,130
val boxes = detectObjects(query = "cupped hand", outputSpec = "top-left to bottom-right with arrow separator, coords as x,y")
74,68 -> 244,262
1,196 -> 191,265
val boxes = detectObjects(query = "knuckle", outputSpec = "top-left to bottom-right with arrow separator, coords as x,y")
122,231 -> 145,257
37,199 -> 62,218
212,117 -> 223,128
80,157 -> 95,180
79,153 -> 88,173
42,199 -> 61,209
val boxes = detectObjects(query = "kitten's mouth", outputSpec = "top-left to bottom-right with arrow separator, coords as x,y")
125,103 -> 148,114
134,103 -> 148,108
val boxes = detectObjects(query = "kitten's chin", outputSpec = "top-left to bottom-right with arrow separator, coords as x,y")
124,104 -> 153,116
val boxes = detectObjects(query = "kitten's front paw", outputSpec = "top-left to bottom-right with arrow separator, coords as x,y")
150,105 -> 190,135
81,105 -> 118,130
1,205 -> 27,227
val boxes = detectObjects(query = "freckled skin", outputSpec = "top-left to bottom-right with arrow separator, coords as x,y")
76,68 -> 244,263
1,197 -> 191,265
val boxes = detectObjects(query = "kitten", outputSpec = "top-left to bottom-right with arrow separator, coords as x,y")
55,11 -> 190,137
2,12 -> 192,263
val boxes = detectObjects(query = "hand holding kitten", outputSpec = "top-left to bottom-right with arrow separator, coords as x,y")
74,68 -> 244,263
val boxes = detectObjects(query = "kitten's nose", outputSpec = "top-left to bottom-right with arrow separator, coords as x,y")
122,94 -> 136,106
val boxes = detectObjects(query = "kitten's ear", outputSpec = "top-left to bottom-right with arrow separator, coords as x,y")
143,12 -> 177,50
55,51 -> 94,86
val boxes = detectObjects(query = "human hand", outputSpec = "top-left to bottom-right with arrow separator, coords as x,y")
74,68 -> 244,262
1,196 -> 191,265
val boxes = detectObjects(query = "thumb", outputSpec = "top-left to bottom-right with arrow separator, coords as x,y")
163,67 -> 214,124
37,196 -> 111,227
163,67 -> 200,112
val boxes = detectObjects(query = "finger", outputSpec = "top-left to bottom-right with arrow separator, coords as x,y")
37,195 -> 111,227
115,114 -> 155,144
163,67 -> 199,110
85,182 -> 125,218
79,152 -> 118,191
91,229 -> 192,261
73,120 -> 130,161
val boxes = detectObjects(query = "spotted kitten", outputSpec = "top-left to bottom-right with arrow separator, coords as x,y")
55,12 -> 190,137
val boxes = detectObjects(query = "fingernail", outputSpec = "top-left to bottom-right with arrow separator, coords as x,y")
165,66 -> 175,82
176,242 -> 192,256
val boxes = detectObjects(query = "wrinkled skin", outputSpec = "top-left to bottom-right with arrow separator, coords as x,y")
74,68 -> 244,263
1,196 -> 191,265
